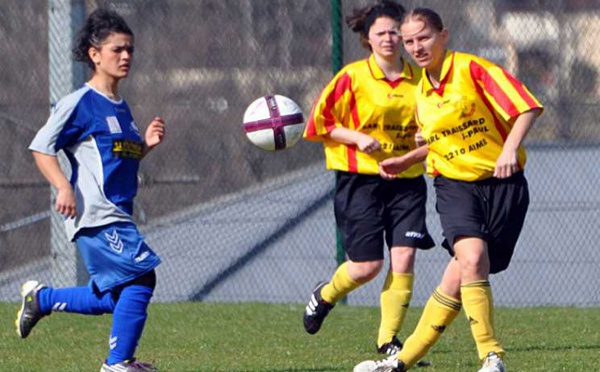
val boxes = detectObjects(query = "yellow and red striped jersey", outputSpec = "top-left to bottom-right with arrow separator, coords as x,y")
304,54 -> 423,177
415,50 -> 543,181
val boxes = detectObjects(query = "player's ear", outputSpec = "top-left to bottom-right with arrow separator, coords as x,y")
440,28 -> 449,43
88,46 -> 101,66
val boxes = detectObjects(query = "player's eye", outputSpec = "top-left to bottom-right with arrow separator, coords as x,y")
376,31 -> 398,37
113,46 -> 134,54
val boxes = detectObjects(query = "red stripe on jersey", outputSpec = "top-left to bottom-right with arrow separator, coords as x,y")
469,61 -> 519,117
502,69 -> 539,109
430,158 -> 440,176
304,91 -> 323,138
432,53 -> 455,96
470,62 -> 509,140
325,73 -> 354,132
345,82 -> 359,130
328,73 -> 360,171
346,77 -> 359,171
347,146 -> 358,172
310,72 -> 360,172
305,73 -> 355,138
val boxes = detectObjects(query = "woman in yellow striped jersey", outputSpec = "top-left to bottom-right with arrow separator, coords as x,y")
355,7 -> 543,372
302,0 -> 434,356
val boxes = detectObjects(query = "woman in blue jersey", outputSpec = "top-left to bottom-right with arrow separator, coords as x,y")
16,8 -> 164,372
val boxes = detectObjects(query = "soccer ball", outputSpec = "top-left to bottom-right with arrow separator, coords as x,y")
242,94 -> 305,151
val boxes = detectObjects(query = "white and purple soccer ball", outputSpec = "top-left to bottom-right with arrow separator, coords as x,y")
242,94 -> 305,151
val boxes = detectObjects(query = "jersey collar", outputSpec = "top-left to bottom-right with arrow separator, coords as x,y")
367,54 -> 414,81
85,83 -> 124,104
422,50 -> 454,95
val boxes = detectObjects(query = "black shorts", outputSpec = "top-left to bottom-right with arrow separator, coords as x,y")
334,172 -> 435,262
434,171 -> 529,274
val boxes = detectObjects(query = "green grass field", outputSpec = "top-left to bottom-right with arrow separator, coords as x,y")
1,302 -> 598,371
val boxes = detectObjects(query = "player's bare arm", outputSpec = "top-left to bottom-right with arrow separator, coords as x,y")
494,108 -> 541,179
32,151 -> 77,218
327,126 -> 381,154
379,145 -> 428,179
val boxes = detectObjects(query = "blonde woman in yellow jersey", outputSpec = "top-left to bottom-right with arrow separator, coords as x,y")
354,7 -> 543,372
302,0 -> 435,356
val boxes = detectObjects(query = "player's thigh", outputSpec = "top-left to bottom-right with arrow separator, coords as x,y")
384,176 -> 434,250
334,172 -> 385,262
487,173 -> 530,273
434,176 -> 487,249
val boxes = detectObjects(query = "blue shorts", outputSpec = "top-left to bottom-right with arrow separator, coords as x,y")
75,222 -> 161,292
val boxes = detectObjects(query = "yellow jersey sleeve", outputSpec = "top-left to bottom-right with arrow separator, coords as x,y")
416,51 -> 543,181
304,55 -> 425,177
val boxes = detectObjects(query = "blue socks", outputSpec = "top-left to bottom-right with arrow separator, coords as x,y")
38,286 -> 115,315
37,283 -> 154,364
105,284 -> 154,364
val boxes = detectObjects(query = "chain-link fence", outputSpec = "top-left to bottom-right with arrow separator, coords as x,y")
1,0 -> 598,307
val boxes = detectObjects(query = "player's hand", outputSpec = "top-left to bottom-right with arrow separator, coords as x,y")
55,185 -> 77,219
144,117 -> 166,150
356,134 -> 381,154
379,156 -> 409,180
494,147 -> 519,178
415,129 -> 426,147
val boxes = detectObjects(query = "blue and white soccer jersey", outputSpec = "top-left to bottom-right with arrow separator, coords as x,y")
29,84 -> 160,290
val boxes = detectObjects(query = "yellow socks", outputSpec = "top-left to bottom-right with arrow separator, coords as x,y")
397,287 -> 461,369
320,262 -> 362,304
461,280 -> 505,360
377,272 -> 414,347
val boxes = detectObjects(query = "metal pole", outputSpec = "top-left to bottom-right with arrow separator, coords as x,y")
48,0 -> 87,287
331,0 -> 343,75
330,0 -> 347,304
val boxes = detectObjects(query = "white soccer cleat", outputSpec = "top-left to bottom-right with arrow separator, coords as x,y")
101,359 -> 158,372
477,352 -> 505,372
353,355 -> 404,372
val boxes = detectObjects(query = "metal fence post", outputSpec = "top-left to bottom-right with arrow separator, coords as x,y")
331,0 -> 348,304
48,0 -> 87,287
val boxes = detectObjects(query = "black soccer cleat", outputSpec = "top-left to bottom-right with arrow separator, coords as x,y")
377,336 -> 431,368
303,281 -> 334,334
377,336 -> 403,355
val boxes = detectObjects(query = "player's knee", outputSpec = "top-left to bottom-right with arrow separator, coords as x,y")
128,269 -> 157,290
111,270 -> 157,303
389,246 -> 417,272
348,260 -> 383,282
